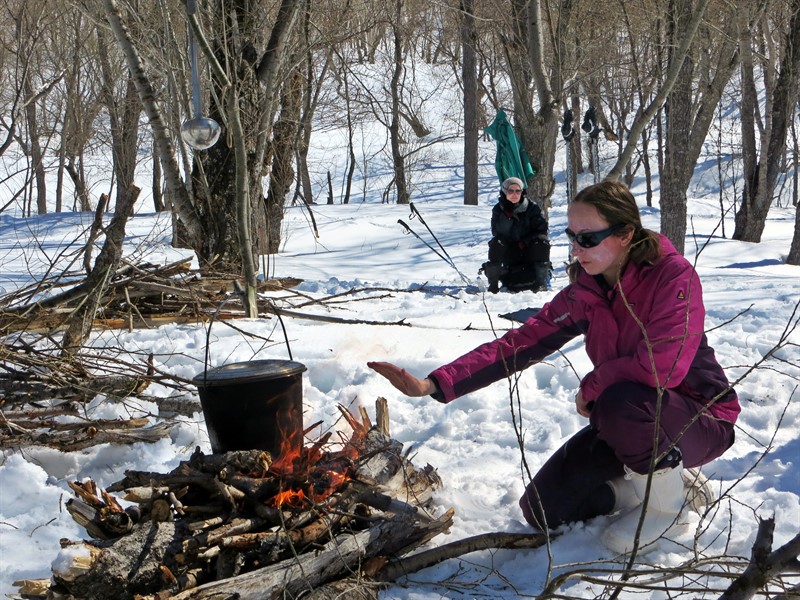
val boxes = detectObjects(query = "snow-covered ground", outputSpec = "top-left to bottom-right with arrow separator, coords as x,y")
1,156 -> 799,597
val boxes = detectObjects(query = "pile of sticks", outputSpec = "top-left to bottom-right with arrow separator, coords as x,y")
0,258 -> 303,334
35,401 -> 450,600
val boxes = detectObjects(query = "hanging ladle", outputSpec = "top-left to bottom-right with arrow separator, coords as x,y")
180,0 -> 220,150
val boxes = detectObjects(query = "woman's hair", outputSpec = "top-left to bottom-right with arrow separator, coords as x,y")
566,181 -> 661,281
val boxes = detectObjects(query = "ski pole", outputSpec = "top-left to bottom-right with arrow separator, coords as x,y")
409,203 -> 456,266
408,202 -> 474,285
397,219 -> 450,264
397,219 -> 474,287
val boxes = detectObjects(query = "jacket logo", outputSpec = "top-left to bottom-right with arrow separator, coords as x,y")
677,290 -> 685,300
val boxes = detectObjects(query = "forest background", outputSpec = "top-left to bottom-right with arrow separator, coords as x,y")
3,0 -> 799,274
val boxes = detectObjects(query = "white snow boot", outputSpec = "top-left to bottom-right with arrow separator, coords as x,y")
682,467 -> 716,513
601,462 -> 690,555
606,476 -> 639,514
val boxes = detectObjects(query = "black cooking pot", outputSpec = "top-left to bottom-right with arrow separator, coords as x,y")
192,359 -> 306,456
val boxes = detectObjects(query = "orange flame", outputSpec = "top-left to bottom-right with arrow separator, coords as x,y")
309,469 -> 350,504
265,413 -> 360,510
272,488 -> 307,508
269,428 -> 304,478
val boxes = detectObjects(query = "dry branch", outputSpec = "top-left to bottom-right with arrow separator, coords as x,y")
62,184 -> 141,353
719,518 -> 800,600
0,420 -> 173,452
375,530 -> 553,582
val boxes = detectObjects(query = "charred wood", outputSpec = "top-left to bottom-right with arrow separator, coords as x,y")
164,508 -> 454,600
65,498 -> 135,540
46,404 -> 448,600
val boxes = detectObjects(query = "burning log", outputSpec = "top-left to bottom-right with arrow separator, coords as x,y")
42,401 -> 447,600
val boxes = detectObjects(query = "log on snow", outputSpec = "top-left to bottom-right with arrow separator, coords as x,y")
169,508 -> 455,600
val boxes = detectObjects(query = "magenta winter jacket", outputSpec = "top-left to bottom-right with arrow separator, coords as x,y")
430,235 -> 740,424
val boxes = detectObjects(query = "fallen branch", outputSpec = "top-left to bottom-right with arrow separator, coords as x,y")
719,517 -> 800,600
374,530 -> 554,582
262,303 -> 409,327
0,421 -> 172,452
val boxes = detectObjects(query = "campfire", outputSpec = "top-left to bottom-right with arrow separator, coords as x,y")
34,399 -> 450,600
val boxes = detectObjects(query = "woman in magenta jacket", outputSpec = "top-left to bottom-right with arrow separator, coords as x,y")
369,180 -> 739,554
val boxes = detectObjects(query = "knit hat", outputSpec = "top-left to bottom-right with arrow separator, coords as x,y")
502,177 -> 524,191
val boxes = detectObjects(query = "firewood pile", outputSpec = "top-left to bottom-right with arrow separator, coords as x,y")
25,401 -> 451,600
0,257 -> 450,454
0,258 -> 304,335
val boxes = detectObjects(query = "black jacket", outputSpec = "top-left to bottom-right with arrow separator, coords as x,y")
490,194 -> 548,246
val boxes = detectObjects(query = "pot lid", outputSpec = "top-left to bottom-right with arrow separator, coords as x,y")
192,359 -> 307,387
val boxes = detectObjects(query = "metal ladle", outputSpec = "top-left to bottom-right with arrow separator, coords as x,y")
180,0 -> 220,150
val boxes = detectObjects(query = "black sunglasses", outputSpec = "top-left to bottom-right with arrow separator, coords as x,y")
565,224 -> 624,248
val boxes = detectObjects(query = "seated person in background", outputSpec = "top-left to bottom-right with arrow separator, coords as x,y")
481,177 -> 551,293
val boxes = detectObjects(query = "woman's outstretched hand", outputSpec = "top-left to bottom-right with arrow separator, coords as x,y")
367,361 -> 436,397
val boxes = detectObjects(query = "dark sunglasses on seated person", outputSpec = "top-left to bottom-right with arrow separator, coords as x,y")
565,223 -> 624,248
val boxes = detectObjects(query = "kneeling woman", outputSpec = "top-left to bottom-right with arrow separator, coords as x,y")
369,180 -> 739,554
482,177 -> 551,293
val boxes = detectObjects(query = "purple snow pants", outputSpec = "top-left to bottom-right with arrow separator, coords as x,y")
519,381 -> 735,530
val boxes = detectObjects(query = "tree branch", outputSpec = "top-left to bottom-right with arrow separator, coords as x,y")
719,517 -> 800,600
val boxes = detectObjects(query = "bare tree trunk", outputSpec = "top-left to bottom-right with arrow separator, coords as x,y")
461,0 -> 478,206
390,0 -> 410,205
65,157 -> 92,212
571,95 -> 583,174
660,0 -> 695,254
618,1 -> 654,203
253,0 -> 303,254
789,194 -> 800,264
792,103 -> 799,209
504,0 -> 536,193
227,86 -> 258,318
296,11 -> 330,207
102,0 -> 202,248
524,0 -> 570,217
56,123 -> 66,213
23,77 -> 48,215
605,0 -> 711,183
296,44 -> 315,206
661,0 -> 745,253
98,27 -> 140,214
267,69 -> 302,243
61,9 -> 94,213
340,57 -> 356,205
733,0 -> 800,242
183,7 -> 247,270
501,0 -> 573,218
152,147 -> 164,212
